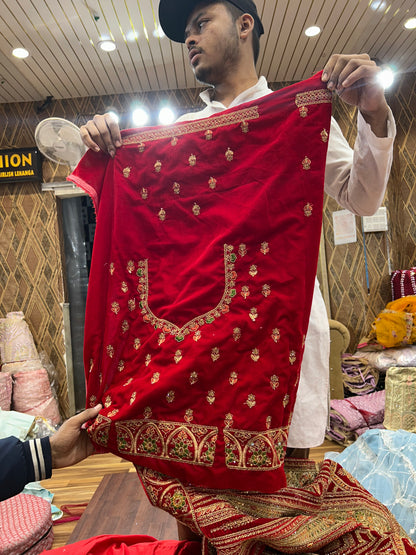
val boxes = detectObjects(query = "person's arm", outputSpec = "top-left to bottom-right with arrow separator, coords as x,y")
79,114 -> 122,158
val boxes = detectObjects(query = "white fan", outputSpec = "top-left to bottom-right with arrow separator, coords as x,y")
35,117 -> 86,170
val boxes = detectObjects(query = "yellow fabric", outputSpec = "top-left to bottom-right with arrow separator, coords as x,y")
371,295 -> 416,348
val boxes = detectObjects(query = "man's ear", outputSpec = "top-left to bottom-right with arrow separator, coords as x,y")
239,13 -> 255,38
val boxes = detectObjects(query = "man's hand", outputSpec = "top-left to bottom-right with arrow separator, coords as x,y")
322,53 -> 389,137
49,404 -> 102,469
80,113 -> 122,157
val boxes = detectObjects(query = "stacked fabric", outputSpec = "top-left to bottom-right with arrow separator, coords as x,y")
0,312 -> 40,371
341,354 -> 379,396
13,368 -> 61,427
0,372 -> 13,410
326,389 -> 385,445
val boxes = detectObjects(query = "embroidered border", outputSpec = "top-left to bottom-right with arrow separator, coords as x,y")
115,419 -> 218,467
224,426 -> 288,471
88,413 -> 112,447
295,89 -> 332,107
123,106 -> 259,145
137,244 -> 237,341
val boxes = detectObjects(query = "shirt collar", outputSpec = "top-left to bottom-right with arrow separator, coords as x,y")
199,77 -> 271,110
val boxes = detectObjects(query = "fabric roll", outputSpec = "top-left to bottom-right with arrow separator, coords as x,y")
0,372 -> 13,410
384,366 -> 416,432
0,312 -> 39,364
1,359 -> 42,375
12,368 -> 61,426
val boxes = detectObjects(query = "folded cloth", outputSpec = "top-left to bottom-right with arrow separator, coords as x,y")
0,312 -> 39,364
0,372 -> 12,410
341,354 -> 379,395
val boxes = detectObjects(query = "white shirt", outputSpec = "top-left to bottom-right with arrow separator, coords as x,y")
177,76 -> 396,447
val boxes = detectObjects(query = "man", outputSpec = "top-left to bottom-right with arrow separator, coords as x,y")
0,404 -> 101,501
80,0 -> 395,460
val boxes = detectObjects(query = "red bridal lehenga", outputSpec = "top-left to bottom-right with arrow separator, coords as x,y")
69,73 -> 416,555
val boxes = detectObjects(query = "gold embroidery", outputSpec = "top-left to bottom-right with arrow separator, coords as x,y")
270,375 -> 280,390
321,128 -> 329,143
121,281 -> 128,293
89,414 -> 111,447
295,88 -> 332,108
137,245 -> 237,340
233,327 -> 241,341
251,348 -> 260,362
106,345 -> 114,358
127,260 -> 135,274
173,182 -> 181,195
89,394 -> 97,407
238,243 -> 247,257
283,394 -> 290,408
207,390 -> 216,405
108,409 -> 119,418
260,242 -> 270,255
272,328 -> 281,342
211,347 -> 220,362
111,302 -> 120,315
158,332 -> 166,345
249,308 -> 258,322
141,187 -> 149,200
166,390 -> 175,403
192,203 -> 201,216
123,106 -> 260,145
299,105 -> 308,118
171,136 -> 178,146
158,208 -> 166,221
249,264 -> 258,277
193,330 -> 201,342
205,129 -> 213,140
128,298 -> 136,312
189,154 -> 196,166
266,416 -> 272,430
224,426 -> 288,470
241,121 -> 249,133
189,371 -> 198,385
143,407 -> 152,418
89,359 -> 94,374
225,147 -> 234,162
304,203 -> 313,217
145,354 -> 151,366
105,395 -> 112,408
115,419 -> 217,466
245,394 -> 256,408
184,409 -> 193,423
241,285 -> 250,299
289,350 -> 297,365
109,262 -> 115,275
151,372 -> 160,384
262,284 -> 271,297
302,156 -> 311,170
138,142 -> 145,152
225,413 -> 234,428
154,160 -> 162,173
229,371 -> 238,385
118,360 -> 125,372
123,167 -> 131,178
130,391 -> 137,405
208,177 -> 217,190
174,350 -> 182,364
123,378 -> 133,386
133,338 -> 141,350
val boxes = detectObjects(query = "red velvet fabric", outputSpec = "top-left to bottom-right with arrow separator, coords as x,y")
69,72 -> 332,493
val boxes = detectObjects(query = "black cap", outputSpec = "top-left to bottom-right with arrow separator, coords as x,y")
158,0 -> 264,43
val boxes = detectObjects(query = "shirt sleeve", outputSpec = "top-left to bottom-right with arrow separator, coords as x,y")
0,436 -> 52,501
324,108 -> 396,216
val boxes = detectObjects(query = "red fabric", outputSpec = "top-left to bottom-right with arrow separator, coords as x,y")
391,268 -> 416,300
41,535 -> 200,555
69,72 -> 332,493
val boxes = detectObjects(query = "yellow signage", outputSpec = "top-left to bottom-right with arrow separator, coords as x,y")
0,148 -> 42,183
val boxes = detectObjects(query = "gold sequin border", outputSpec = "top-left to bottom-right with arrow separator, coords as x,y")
295,88 -> 332,107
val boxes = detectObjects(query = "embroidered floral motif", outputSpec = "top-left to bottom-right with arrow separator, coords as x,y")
89,359 -> 94,374
121,281 -> 128,293
289,350 -> 297,365
128,298 -> 136,311
109,262 -> 115,275
229,371 -> 238,385
302,156 -> 311,170
238,244 -> 247,257
251,348 -> 260,362
130,392 -> 137,405
123,378 -> 133,386
137,245 -> 237,340
225,148 -> 234,162
270,375 -> 280,390
134,338 -> 141,350
321,128 -> 329,143
106,345 -> 114,358
241,285 -> 250,299
141,187 -> 149,200
207,390 -> 216,405
283,394 -> 290,408
184,409 -> 194,423
158,332 -> 166,345
272,328 -> 280,342
151,372 -> 160,384
143,407 -> 152,419
245,394 -> 256,408
89,395 -> 97,407
205,129 -> 213,140
189,371 -> 198,385
154,160 -> 162,173
208,177 -> 217,190
166,390 -> 175,403
118,360 -> 125,372
193,330 -> 201,342
123,167 -> 131,178
189,154 -> 196,167
233,327 -> 241,341
304,203 -> 313,217
211,347 -> 220,362
224,427 -> 288,470
105,395 -> 112,408
225,413 -> 234,428
111,302 -> 120,315
241,121 -> 249,133
262,284 -> 271,297
158,208 -> 166,221
249,308 -> 258,322
266,416 -> 272,429
145,354 -> 151,367
138,142 -> 145,152
249,264 -> 258,277
299,106 -> 308,118
174,350 -> 182,364
260,242 -> 270,255
173,182 -> 181,195
171,136 -> 178,146
192,203 -> 201,216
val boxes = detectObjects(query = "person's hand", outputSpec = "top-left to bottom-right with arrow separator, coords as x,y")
322,53 -> 389,137
49,404 -> 102,469
79,113 -> 122,158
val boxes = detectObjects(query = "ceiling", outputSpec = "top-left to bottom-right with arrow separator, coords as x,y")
0,0 -> 415,105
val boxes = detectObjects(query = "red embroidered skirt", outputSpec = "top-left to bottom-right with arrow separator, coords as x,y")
69,72 -> 332,493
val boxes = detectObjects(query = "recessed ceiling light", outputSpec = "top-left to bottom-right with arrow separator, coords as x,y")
12,47 -> 29,59
370,0 -> 387,10
404,17 -> 416,29
377,67 -> 395,89
98,39 -> 116,52
153,25 -> 165,38
305,26 -> 321,37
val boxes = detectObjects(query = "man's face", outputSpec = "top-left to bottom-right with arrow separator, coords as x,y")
184,2 -> 241,86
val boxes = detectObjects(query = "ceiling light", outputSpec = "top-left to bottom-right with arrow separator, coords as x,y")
158,107 -> 175,125
305,26 -> 321,37
153,25 -> 165,38
377,67 -> 395,89
404,17 -> 416,29
132,107 -> 150,127
98,40 -> 116,52
12,48 -> 29,59
370,0 -> 387,10
126,30 -> 139,41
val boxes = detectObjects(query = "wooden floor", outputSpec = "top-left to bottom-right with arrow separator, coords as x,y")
41,439 -> 345,549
